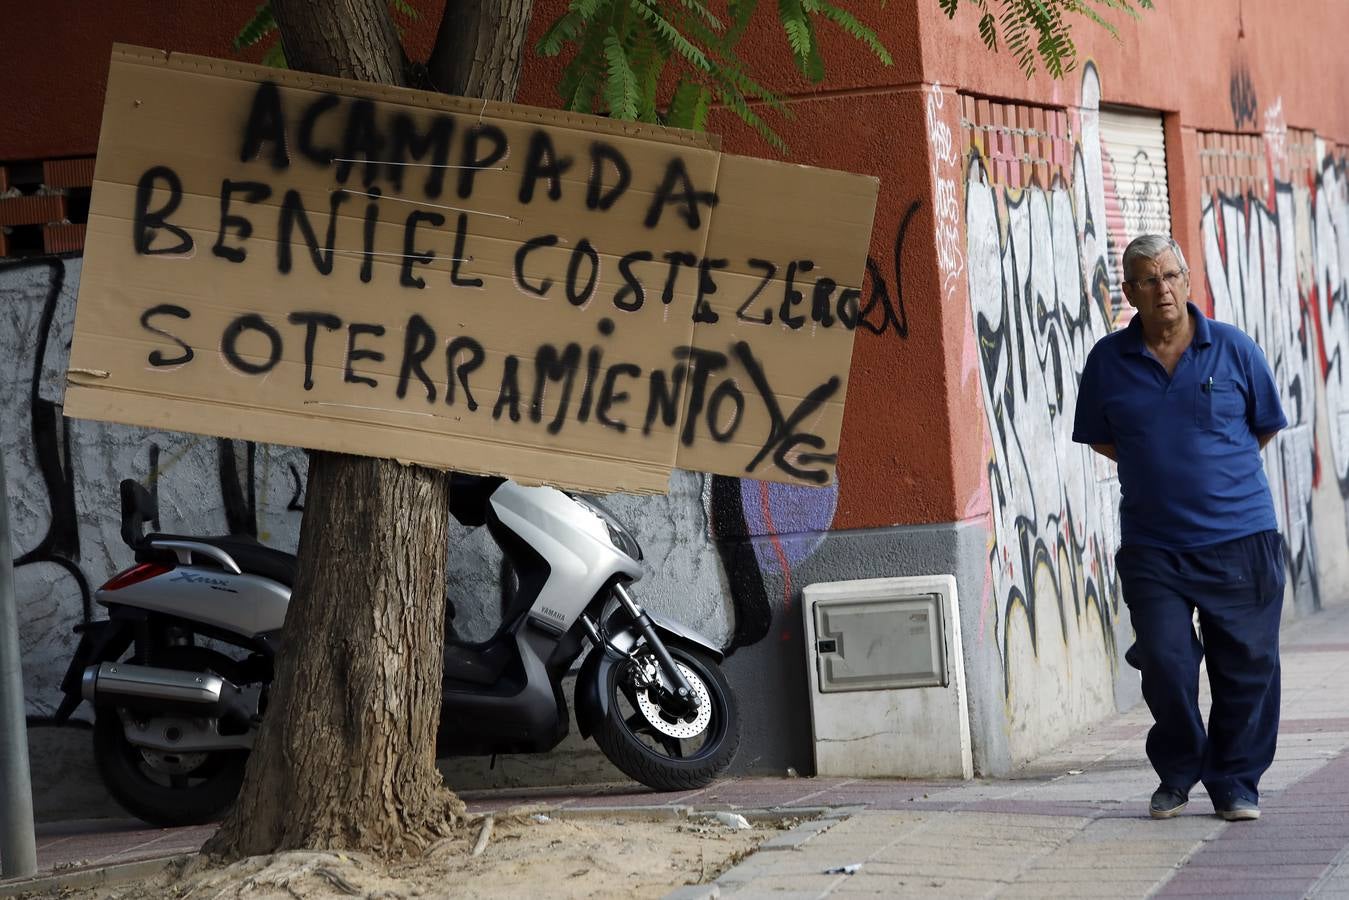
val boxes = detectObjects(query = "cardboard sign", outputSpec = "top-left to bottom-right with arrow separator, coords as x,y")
64,45 -> 879,493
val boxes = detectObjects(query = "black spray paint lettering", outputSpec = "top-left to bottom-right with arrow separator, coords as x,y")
388,112 -> 454,197
237,81 -> 718,226
402,209 -> 444,289
156,156 -> 861,333
144,306 -> 839,481
518,129 -> 574,204
858,200 -> 919,338
445,336 -> 485,411
287,312 -> 342,390
397,313 -> 438,402
139,305 -> 195,366
214,180 -> 272,263
278,188 -> 347,275
221,314 -> 283,375
133,166 -> 193,256
345,323 -> 386,388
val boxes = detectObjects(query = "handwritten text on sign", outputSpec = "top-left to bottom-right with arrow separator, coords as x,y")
65,46 -> 879,493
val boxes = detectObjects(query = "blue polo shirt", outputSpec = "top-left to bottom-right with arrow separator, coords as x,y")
1072,302 -> 1287,549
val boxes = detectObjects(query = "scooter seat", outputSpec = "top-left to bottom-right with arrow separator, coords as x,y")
140,533 -> 298,588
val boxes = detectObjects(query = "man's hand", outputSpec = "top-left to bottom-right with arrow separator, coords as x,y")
1091,443 -> 1118,461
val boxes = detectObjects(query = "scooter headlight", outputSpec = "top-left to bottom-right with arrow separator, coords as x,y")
573,496 -> 643,561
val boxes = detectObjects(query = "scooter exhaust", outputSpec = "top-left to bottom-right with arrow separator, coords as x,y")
82,663 -> 256,729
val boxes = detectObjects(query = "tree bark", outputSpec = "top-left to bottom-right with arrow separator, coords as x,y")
206,455 -> 462,858
427,0 -> 531,99
204,0 -> 533,859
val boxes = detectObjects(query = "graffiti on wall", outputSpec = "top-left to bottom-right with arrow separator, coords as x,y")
929,82 -> 966,305
962,67 -> 1349,712
1229,60 -> 1259,131
964,63 -> 1122,699
1,257 -> 309,719
1102,145 -> 1169,320
1201,145 -> 1349,609
1202,186 -> 1321,609
857,202 -> 921,341
1311,155 -> 1349,509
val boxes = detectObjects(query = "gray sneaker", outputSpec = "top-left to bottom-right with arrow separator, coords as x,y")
1150,786 -> 1189,819
1216,797 -> 1261,821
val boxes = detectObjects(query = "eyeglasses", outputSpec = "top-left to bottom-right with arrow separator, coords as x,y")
1128,270 -> 1187,292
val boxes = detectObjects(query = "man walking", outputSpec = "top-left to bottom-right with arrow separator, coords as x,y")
1073,234 -> 1287,821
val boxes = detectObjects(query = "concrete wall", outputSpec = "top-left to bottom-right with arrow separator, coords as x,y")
0,257 -> 309,722
957,64 -> 1131,763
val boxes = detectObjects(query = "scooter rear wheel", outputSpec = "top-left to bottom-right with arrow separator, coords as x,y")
92,647 -> 248,827
592,643 -> 740,792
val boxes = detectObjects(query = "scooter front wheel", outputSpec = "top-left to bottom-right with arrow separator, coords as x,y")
591,643 -> 740,792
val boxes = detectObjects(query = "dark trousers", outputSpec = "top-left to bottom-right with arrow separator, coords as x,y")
1116,530 -> 1285,805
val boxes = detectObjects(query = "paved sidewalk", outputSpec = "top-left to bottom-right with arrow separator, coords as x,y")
5,603 -> 1348,898
687,602 -> 1349,899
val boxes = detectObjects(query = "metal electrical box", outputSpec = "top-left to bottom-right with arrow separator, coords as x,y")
813,594 -> 946,692
803,575 -> 973,779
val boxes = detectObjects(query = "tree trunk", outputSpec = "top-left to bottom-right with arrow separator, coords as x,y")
427,0 -> 531,99
204,0 -> 533,860
205,455 -> 461,858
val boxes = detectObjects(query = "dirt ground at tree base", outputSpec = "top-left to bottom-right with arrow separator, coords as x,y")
24,811 -> 781,900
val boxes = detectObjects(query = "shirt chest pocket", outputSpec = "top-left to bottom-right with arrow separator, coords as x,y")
1196,380 -> 1246,431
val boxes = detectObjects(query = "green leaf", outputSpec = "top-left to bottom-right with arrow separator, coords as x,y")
261,40 -> 287,69
233,3 -> 277,51
716,59 -> 788,115
629,1 -> 711,72
726,0 -> 758,41
939,0 -> 959,16
1069,4 -> 1120,38
603,29 -> 640,120
389,0 -> 418,20
536,11 -> 587,55
674,0 -> 723,31
778,0 -> 812,67
624,17 -> 662,121
978,11 -> 998,50
712,82 -> 788,153
570,0 -> 608,19
561,20 -> 610,112
802,15 -> 826,82
666,79 -> 712,130
815,1 -> 893,66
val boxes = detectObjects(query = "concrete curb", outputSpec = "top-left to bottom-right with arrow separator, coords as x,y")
0,854 -> 185,898
664,885 -> 720,900
488,803 -> 823,826
663,806 -> 858,899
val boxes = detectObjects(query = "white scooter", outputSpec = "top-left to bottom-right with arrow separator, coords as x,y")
54,474 -> 740,826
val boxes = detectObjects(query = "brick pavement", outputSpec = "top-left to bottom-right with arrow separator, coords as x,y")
4,604 -> 1348,899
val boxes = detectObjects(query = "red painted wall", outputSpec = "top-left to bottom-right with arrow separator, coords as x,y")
6,0 -> 1343,531
918,0 -> 1349,141
0,1 -> 443,160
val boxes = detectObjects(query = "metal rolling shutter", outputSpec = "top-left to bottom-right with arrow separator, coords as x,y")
1099,109 -> 1171,324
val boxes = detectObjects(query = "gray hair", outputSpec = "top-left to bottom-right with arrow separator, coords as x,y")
1123,234 -> 1188,281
